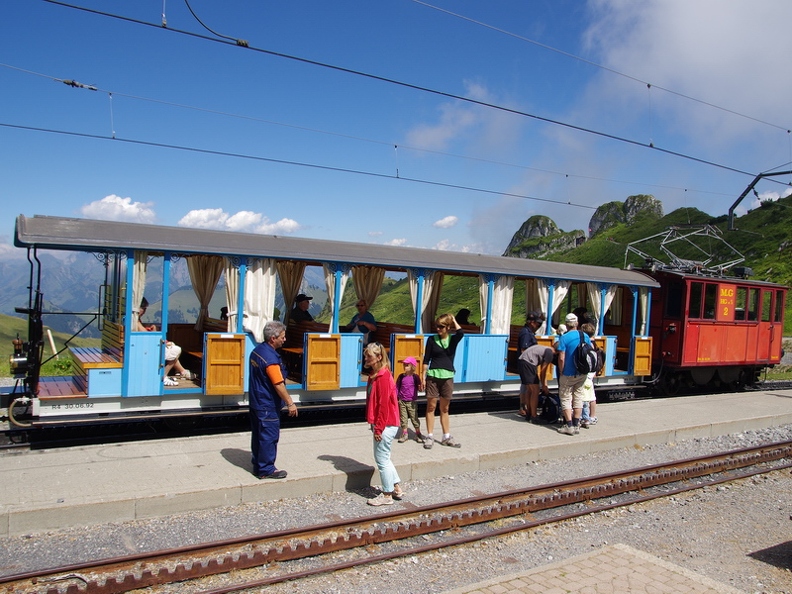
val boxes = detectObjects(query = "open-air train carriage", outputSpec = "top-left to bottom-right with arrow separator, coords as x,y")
9,214 -> 659,424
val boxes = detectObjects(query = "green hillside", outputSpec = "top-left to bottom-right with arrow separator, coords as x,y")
0,312 -> 97,377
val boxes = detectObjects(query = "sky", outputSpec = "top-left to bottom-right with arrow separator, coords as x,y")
2,0 -> 792,261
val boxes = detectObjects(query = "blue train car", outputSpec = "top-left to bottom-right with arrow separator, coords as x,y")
6,214 -> 659,426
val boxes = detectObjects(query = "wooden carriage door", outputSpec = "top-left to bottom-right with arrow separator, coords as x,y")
306,334 -> 341,391
204,333 -> 246,395
391,335 -> 424,376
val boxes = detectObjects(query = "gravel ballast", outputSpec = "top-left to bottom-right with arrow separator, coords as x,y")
0,425 -> 790,593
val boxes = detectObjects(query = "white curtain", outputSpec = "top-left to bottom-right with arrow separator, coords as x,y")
479,274 -> 514,334
244,258 -> 277,342
551,280 -> 571,327
132,251 -> 148,329
188,255 -> 225,331
587,283 -> 617,332
276,260 -> 306,326
408,270 -> 444,332
323,263 -> 350,330
224,258 -> 238,332
351,265 -> 385,308
639,287 -> 649,335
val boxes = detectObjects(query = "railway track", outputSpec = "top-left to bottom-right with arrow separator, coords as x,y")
2,440 -> 791,594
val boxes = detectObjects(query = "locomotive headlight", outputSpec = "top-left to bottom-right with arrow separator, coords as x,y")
9,353 -> 29,376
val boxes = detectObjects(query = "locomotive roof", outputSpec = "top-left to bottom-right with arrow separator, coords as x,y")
647,267 -> 787,289
15,214 -> 660,288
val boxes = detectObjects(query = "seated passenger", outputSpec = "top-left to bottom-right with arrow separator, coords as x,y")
344,299 -> 376,345
290,293 -> 314,323
135,297 -> 192,385
455,308 -> 472,325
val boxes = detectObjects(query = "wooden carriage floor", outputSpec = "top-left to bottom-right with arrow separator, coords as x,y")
37,376 -> 87,399
36,375 -> 201,398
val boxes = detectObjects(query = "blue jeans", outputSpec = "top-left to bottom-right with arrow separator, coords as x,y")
373,425 -> 401,492
250,408 -> 280,476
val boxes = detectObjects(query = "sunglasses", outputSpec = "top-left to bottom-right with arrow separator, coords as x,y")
436,324 -> 447,329
356,303 -> 366,307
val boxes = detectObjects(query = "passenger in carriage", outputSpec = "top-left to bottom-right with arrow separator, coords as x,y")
135,297 -> 191,385
290,293 -> 314,323
455,308 -> 472,325
422,313 -> 464,449
343,299 -> 377,346
517,311 -> 544,417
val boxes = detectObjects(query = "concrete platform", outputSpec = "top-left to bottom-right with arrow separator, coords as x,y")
441,543 -> 743,594
1,389 -> 791,539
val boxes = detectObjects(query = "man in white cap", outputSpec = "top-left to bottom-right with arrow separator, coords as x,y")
554,312 -> 591,435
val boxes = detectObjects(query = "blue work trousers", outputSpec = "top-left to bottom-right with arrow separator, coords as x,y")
250,408 -> 280,477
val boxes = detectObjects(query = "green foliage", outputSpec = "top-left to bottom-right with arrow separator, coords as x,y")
0,313 -> 96,377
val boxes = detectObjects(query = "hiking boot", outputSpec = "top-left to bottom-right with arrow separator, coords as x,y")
557,424 -> 575,436
573,424 -> 580,435
440,435 -> 461,448
367,494 -> 394,506
423,436 -> 434,449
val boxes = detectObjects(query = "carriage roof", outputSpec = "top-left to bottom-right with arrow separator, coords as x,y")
15,214 -> 659,288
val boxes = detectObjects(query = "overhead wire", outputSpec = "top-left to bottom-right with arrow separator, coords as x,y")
0,121 -> 598,211
38,0 -> 767,181
411,0 -> 792,134
0,61 -> 739,198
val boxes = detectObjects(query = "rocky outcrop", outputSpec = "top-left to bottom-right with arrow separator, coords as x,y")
588,194 -> 663,238
503,215 -> 585,258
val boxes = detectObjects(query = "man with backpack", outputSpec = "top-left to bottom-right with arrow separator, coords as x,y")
554,312 -> 592,435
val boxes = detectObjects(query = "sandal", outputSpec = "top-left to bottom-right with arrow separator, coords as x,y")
163,377 -> 178,386
392,487 -> 404,500
397,433 -> 408,443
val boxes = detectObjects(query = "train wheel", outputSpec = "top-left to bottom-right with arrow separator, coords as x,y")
659,371 -> 682,396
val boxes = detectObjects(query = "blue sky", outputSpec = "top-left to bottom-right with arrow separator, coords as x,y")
2,0 -> 792,261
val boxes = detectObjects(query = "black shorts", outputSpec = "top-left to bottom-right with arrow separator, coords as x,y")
517,359 -> 539,385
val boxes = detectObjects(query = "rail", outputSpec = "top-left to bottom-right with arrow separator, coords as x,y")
2,440 -> 790,593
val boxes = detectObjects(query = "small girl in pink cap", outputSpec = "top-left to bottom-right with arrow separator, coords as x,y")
396,356 -> 425,443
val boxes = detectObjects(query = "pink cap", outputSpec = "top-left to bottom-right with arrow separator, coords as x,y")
403,356 -> 418,366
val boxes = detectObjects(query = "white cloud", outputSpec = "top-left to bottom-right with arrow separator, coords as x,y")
404,82 -> 521,154
385,238 -> 407,246
81,195 -> 156,223
0,236 -> 25,259
368,231 -> 383,237
178,209 -> 301,234
433,215 -> 459,229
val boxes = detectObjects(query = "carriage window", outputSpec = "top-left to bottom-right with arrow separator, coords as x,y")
665,282 -> 683,318
761,290 -> 772,322
703,283 -> 717,319
747,288 -> 759,321
774,290 -> 784,323
689,282 -> 703,318
734,287 -> 747,321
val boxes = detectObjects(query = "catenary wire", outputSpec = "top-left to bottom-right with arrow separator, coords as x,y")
0,121 -> 598,210
0,61 -> 739,199
38,0 -> 768,181
411,0 -> 792,134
